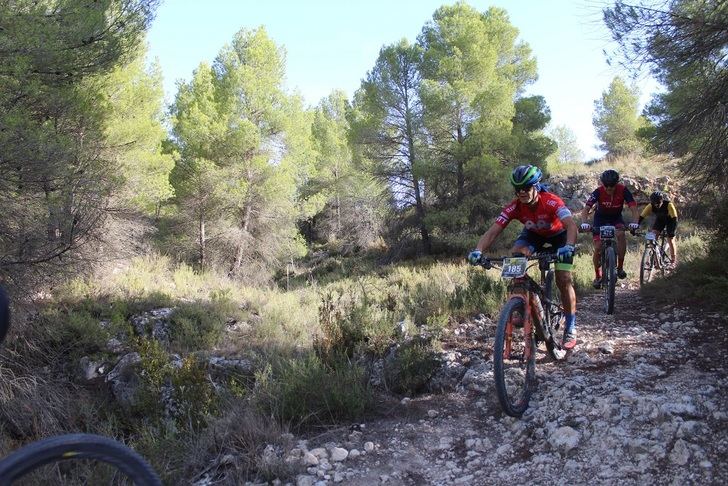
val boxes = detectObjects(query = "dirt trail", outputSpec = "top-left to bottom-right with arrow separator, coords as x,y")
292,280 -> 728,486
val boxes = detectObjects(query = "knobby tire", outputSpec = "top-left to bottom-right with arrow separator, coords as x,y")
543,271 -> 565,359
604,246 -> 616,314
0,433 -> 162,486
493,297 -> 535,417
640,246 -> 655,285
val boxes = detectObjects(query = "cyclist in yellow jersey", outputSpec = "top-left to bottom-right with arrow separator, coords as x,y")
637,191 -> 678,266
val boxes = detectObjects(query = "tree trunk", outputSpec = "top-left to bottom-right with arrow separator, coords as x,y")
456,124 -> 465,203
229,202 -> 253,277
198,214 -> 206,271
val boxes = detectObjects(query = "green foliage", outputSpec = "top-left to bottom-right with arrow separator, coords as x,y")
592,76 -> 646,156
450,267 -> 506,317
604,0 -> 728,194
104,55 -> 175,215
302,90 -> 386,250
384,338 -> 440,395
168,303 -> 227,352
135,339 -> 217,431
170,27 -> 313,278
417,4 -> 541,234
254,353 -> 371,429
0,1 -> 160,280
547,124 -> 585,166
317,291 -> 397,358
350,38 -> 431,253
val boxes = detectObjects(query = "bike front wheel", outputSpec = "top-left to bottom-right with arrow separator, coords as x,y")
0,433 -> 161,486
640,246 -> 655,285
604,246 -> 616,314
493,297 -> 536,417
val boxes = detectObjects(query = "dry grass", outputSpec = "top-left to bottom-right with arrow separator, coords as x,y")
549,153 -> 679,180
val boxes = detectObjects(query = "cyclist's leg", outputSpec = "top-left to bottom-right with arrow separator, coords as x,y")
548,232 -> 577,348
591,234 -> 603,287
511,228 -> 542,256
591,222 -> 602,278
652,219 -> 667,267
666,218 -> 677,264
614,217 -> 627,276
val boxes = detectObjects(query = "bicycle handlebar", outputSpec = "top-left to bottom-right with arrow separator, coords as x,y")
475,246 -> 581,269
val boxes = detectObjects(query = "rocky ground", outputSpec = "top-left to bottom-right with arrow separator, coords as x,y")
277,279 -> 728,486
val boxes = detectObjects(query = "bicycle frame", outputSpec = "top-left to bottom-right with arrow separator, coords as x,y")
483,253 -> 567,417
488,255 -> 563,357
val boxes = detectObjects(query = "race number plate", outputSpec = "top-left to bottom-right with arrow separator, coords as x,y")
600,225 -> 616,239
501,257 -> 528,278
645,231 -> 656,241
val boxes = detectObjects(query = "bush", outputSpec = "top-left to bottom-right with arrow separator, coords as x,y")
317,291 -> 396,359
384,338 -> 440,396
640,238 -> 728,311
450,267 -> 506,318
255,352 -> 371,430
168,303 -> 227,352
135,339 -> 218,431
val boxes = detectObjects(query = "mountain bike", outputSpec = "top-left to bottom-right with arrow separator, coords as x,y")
596,225 -> 618,314
581,224 -> 625,315
0,285 -> 162,485
638,230 -> 674,285
474,252 -> 570,417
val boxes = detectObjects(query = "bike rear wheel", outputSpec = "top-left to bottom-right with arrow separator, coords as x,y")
493,297 -> 536,417
543,271 -> 566,359
0,433 -> 161,486
604,246 -> 616,314
640,246 -> 655,285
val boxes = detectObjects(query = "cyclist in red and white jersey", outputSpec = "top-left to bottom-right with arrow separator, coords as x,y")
467,165 -> 579,349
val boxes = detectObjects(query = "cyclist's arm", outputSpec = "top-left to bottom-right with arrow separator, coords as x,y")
580,189 -> 599,221
667,202 -> 678,219
624,188 -> 639,221
562,215 -> 578,246
638,204 -> 652,224
476,223 -> 505,252
629,204 -> 640,222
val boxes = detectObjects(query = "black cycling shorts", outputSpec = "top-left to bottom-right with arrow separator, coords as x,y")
652,217 -> 677,237
514,229 -> 572,269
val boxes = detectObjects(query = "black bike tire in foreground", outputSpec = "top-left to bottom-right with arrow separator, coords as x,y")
493,297 -> 535,417
0,433 -> 162,486
604,246 -> 616,314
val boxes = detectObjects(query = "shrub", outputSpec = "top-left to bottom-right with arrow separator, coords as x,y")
135,339 -> 218,431
383,338 -> 440,396
317,291 -> 395,359
450,267 -> 506,317
168,303 -> 227,352
254,352 -> 371,430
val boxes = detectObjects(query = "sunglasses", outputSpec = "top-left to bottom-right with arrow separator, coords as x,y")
604,183 -> 616,188
514,185 -> 535,194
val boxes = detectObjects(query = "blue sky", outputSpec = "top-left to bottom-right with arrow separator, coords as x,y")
146,0 -> 657,160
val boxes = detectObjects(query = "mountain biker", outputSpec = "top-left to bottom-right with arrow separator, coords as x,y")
637,191 -> 678,266
579,169 -> 639,288
467,165 -> 579,349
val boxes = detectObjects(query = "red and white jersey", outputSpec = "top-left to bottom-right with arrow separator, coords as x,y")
495,191 -> 572,237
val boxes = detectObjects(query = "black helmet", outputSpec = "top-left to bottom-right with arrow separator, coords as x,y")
650,191 -> 664,204
600,169 -> 619,186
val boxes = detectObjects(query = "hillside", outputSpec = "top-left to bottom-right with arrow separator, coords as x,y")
2,155 -> 726,484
